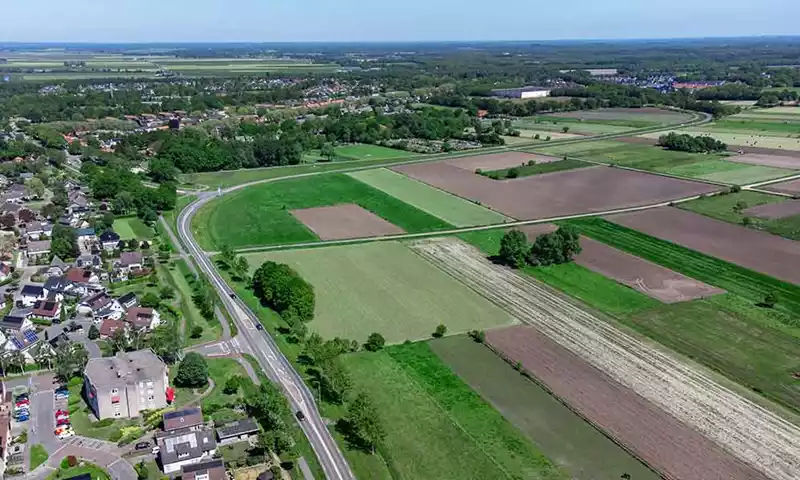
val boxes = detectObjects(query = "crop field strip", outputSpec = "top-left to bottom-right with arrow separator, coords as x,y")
348,168 -> 509,227
244,241 -> 516,343
430,335 -> 660,480
341,342 -> 565,480
410,238 -> 800,480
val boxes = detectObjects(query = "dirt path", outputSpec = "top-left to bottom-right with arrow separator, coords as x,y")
409,238 -> 800,480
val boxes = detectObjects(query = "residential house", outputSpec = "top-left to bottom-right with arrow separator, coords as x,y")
0,315 -> 32,334
118,292 -> 138,310
0,263 -> 10,282
216,418 -> 259,445
99,319 -> 126,339
158,428 -> 217,474
68,191 -> 89,213
43,276 -> 87,300
164,407 -> 204,433
2,329 -> 42,363
31,300 -> 60,320
1,202 -> 20,218
82,349 -> 169,420
3,185 -> 25,204
25,240 -> 51,261
24,221 -> 51,241
99,231 -> 121,251
79,291 -> 124,321
74,227 -> 96,244
181,459 -> 227,480
75,254 -> 102,270
65,268 -> 100,287
64,179 -> 81,191
47,256 -> 68,277
126,307 -> 161,331
19,285 -> 46,307
117,252 -> 143,272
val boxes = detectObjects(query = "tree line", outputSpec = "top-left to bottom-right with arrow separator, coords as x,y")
657,132 -> 727,153
498,227 -> 582,269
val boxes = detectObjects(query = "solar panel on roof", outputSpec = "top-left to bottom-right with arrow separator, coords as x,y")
11,338 -> 23,349
23,330 -> 38,343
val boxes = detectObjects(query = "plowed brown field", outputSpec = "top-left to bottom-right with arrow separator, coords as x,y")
290,204 -> 405,240
410,238 -> 800,480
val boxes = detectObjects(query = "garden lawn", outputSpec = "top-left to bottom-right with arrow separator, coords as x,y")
200,358 -> 250,413
334,144 -> 413,160
679,191 -> 800,241
430,336 -> 659,480
348,168 -> 508,227
68,383 -> 138,441
112,217 -> 154,240
458,229 -> 659,316
245,241 -> 516,343
341,342 -> 565,480
29,444 -> 48,471
193,174 -> 452,250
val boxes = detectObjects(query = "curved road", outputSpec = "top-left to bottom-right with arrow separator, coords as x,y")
174,109 -> 714,480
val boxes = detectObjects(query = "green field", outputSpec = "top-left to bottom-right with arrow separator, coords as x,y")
244,242 -> 515,343
623,295 -> 800,411
348,168 -> 508,227
711,119 -> 800,134
458,229 -> 659,315
430,336 -> 659,480
533,140 -> 795,183
341,342 -> 565,480
512,118 -> 632,135
193,174 -> 452,250
679,191 -> 800,241
542,108 -> 694,124
162,260 -> 221,346
567,217 -> 800,318
482,158 -> 592,179
334,144 -> 413,161
640,129 -> 800,151
113,216 -> 154,240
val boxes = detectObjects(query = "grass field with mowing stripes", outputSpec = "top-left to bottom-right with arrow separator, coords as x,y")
112,216 -> 154,240
348,168 -> 508,226
341,342 -> 565,480
244,241 -> 515,343
482,158 -> 591,179
334,144 -> 413,160
192,174 -> 452,250
430,336 -> 660,480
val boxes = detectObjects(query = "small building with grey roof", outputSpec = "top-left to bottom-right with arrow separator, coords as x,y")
158,427 -> 217,474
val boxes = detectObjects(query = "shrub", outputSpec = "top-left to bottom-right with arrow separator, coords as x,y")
432,324 -> 447,338
94,418 -> 114,428
505,167 -> 519,179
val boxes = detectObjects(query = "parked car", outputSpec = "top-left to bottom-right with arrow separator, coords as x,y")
56,418 -> 71,427
14,404 -> 29,412
151,445 -> 160,455
56,429 -> 74,439
16,414 -> 29,422
55,409 -> 69,417
135,442 -> 150,451
15,393 -> 28,401
15,400 -> 29,408
54,391 -> 69,400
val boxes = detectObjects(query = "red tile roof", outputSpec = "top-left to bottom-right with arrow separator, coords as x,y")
99,318 -> 125,337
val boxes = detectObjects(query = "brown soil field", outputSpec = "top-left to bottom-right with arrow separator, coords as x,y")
392,162 -> 718,220
729,154 -> 800,169
487,326 -> 763,480
744,200 -> 800,219
410,238 -> 800,480
442,152 -> 555,171
608,207 -> 800,285
289,204 -> 405,240
575,236 -> 725,303
765,178 -> 800,195
518,223 -> 559,238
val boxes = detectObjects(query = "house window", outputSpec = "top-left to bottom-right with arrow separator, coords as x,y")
110,388 -> 118,395
197,474 -> 209,480
146,380 -> 153,388
148,395 -> 154,401
114,411 -> 121,417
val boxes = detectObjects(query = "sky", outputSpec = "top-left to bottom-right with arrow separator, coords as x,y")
1,0 -> 797,43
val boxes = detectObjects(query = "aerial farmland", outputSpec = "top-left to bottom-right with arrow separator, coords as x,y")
184,104 -> 800,480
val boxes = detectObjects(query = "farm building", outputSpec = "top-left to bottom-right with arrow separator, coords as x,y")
490,86 -> 551,99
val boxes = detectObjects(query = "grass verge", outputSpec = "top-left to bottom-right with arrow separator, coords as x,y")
29,444 -> 48,471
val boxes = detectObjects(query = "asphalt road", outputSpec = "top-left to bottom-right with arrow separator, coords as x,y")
177,195 -> 354,480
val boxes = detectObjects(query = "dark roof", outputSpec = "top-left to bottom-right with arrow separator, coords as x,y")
118,292 -> 137,306
0,315 -> 25,330
163,407 -> 204,431
64,474 -> 91,480
216,418 -> 259,440
181,459 -> 226,480
99,231 -> 120,243
43,276 -> 69,293
74,228 -> 96,237
20,284 -> 44,297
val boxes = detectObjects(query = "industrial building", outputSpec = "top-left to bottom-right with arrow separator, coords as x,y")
489,86 -> 551,99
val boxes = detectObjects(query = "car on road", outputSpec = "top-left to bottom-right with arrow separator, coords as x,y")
296,410 -> 306,421
135,442 -> 150,451
255,322 -> 263,331
229,292 -> 236,299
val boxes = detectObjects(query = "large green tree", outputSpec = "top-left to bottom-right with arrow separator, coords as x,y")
498,229 -> 529,269
174,352 -> 208,388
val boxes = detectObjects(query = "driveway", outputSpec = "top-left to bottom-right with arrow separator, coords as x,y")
23,437 -> 137,480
